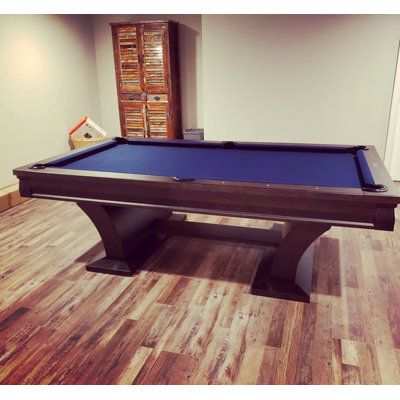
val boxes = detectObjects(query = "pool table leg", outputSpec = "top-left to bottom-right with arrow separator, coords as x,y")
251,222 -> 331,302
77,202 -> 174,276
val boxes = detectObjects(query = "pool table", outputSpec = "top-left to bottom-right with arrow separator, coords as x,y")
13,137 -> 400,302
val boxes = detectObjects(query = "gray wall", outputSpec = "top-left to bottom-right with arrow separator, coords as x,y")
202,15 -> 400,156
0,15 -> 101,188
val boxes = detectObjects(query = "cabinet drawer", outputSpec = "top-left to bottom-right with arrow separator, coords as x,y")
147,94 -> 168,103
120,93 -> 145,102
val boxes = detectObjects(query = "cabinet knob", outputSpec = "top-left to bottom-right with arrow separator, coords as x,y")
154,96 -> 160,101
129,95 -> 135,100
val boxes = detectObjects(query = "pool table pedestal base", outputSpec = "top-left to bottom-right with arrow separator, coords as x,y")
251,222 -> 331,302
77,202 -> 331,301
77,202 -> 185,276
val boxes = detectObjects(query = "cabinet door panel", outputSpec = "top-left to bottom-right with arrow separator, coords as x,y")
113,25 -> 142,93
146,103 -> 168,138
121,103 -> 146,137
140,24 -> 168,92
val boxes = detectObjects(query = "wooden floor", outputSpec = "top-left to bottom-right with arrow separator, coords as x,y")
0,195 -> 400,384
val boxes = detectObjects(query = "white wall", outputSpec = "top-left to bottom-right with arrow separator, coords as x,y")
91,14 -> 203,136
202,15 -> 400,156
0,15 -> 101,188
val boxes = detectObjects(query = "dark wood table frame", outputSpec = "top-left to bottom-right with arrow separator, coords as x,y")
13,140 -> 400,302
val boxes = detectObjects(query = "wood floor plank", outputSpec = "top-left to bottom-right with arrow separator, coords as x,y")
341,364 -> 361,384
117,346 -> 153,384
132,306 -> 188,384
256,346 -> 278,384
187,326 -> 230,384
139,350 -> 198,384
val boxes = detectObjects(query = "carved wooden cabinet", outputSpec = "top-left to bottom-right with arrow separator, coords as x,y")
111,21 -> 182,139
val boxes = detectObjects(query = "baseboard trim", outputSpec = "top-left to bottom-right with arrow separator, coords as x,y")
0,184 -> 28,213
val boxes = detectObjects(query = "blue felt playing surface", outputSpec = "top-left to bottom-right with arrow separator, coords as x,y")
54,143 -> 362,188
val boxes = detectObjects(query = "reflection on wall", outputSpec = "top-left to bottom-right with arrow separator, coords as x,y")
0,14 -> 101,188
